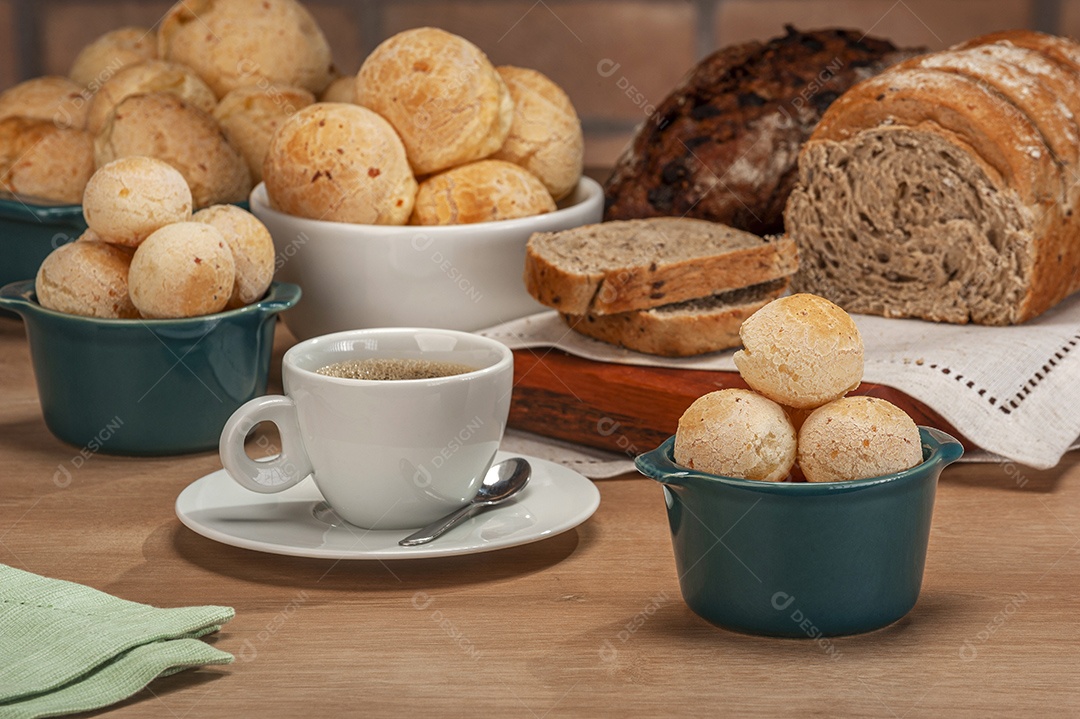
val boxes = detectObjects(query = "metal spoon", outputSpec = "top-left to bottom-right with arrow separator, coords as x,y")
398,458 -> 531,546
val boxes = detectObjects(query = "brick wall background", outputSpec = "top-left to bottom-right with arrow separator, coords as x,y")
0,0 -> 1070,165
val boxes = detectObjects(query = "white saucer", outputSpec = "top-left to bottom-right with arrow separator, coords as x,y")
175,451 -> 601,559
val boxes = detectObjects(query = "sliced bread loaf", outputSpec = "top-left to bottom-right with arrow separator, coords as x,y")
562,279 -> 788,357
524,217 -> 797,315
786,30 -> 1080,325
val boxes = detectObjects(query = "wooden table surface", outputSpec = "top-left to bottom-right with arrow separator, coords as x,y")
2,316 -> 1079,718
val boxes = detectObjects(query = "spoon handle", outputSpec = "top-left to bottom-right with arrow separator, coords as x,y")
399,503 -> 484,546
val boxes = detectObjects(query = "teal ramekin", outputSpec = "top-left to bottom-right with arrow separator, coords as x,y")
0,279 -> 300,456
0,196 -> 87,291
636,428 -> 963,637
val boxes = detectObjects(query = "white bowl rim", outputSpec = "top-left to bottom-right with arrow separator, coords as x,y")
248,176 -> 604,236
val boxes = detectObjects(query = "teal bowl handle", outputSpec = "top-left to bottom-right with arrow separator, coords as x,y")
256,282 -> 301,315
635,437 -> 691,487
921,426 -> 965,467
0,280 -> 38,316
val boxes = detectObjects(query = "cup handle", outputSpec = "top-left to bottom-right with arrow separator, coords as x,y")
219,395 -> 313,494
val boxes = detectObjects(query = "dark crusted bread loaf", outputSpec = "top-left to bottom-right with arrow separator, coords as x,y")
603,26 -> 919,235
785,30 -> 1080,325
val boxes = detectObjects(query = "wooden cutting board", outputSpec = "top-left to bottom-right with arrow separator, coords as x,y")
507,348 -> 973,457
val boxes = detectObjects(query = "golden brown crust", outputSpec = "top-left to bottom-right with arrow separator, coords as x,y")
86,60 -> 217,134
0,117 -> 94,203
94,92 -> 252,208
355,27 -> 512,175
128,222 -> 235,318
193,204 -> 274,307
35,241 -> 138,319
410,160 -> 554,225
956,31 -> 1080,320
733,293 -> 864,409
812,68 -> 1056,206
262,103 -> 416,225
83,156 -> 193,247
0,76 -> 89,129
158,0 -> 333,98
213,84 -> 315,184
490,66 -> 583,201
70,27 -> 157,88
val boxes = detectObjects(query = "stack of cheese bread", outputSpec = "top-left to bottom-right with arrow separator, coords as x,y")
523,217 -> 798,356
786,29 -> 1080,325
675,294 -> 923,483
35,156 -> 274,319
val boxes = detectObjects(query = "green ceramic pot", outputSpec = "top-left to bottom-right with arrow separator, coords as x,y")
635,428 -> 963,637
0,197 -> 86,291
0,279 -> 300,456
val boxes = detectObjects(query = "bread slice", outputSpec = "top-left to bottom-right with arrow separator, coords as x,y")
525,218 -> 798,316
562,278 -> 788,357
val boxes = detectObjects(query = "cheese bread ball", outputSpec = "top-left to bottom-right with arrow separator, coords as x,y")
193,205 -> 274,307
0,76 -> 88,129
86,60 -> 217,134
0,117 -> 94,203
264,103 -> 416,224
320,75 -> 355,104
797,397 -> 923,483
70,27 -> 157,88
95,92 -> 251,208
158,0 -> 333,98
128,222 -> 235,318
35,240 -> 138,318
734,294 -> 864,409
83,156 -> 193,247
355,28 -> 512,175
674,389 -> 797,482
491,66 -> 583,201
411,160 -> 555,225
213,84 -> 315,183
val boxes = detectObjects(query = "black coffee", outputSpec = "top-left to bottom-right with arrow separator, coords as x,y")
316,358 -> 477,381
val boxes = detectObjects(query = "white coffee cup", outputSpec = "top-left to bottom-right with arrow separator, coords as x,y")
219,328 -> 513,530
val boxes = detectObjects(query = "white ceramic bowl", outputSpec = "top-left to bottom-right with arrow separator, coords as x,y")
250,177 -> 604,340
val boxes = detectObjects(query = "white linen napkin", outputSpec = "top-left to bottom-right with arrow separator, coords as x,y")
483,295 -> 1080,470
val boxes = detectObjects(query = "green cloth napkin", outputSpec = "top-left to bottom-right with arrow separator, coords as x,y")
0,564 -> 234,719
